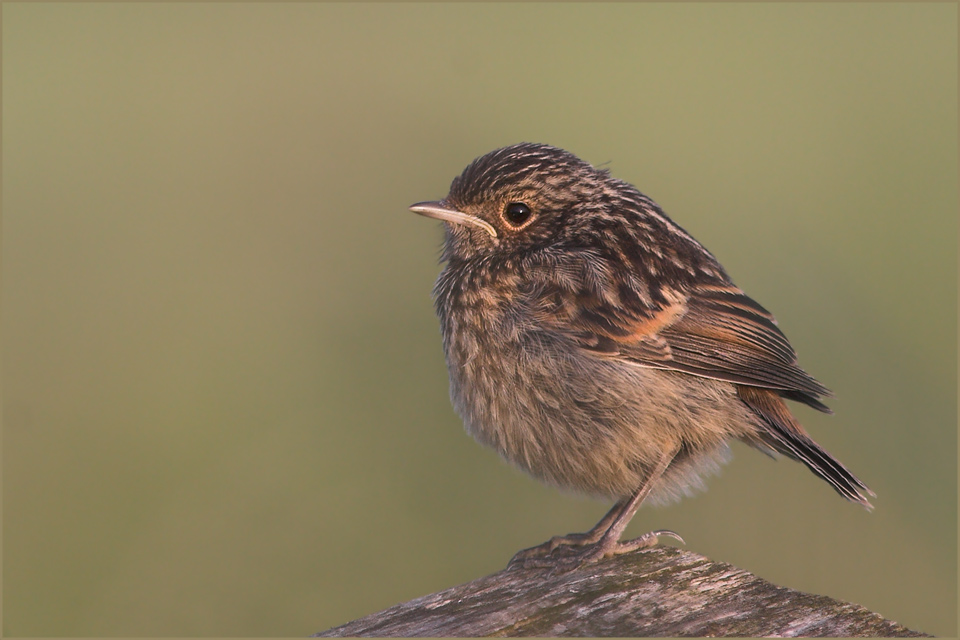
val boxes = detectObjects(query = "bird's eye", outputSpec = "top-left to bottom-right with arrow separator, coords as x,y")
503,202 -> 533,228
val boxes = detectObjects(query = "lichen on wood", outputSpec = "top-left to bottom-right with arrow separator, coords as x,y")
316,546 -> 927,637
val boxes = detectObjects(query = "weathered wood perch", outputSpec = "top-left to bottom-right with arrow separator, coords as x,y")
316,546 -> 927,637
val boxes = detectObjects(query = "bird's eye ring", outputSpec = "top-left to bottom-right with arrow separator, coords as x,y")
503,202 -> 533,228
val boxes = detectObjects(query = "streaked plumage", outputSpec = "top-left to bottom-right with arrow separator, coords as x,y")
410,143 -> 872,565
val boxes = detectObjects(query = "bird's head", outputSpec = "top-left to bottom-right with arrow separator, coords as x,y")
410,143 -> 615,262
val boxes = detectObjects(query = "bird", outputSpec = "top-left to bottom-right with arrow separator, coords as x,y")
408,143 -> 873,568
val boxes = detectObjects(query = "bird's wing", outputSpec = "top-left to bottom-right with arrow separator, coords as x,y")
535,277 -> 831,410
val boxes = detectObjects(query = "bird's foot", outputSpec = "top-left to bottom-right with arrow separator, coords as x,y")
579,529 -> 684,564
507,529 -> 684,573
508,531 -> 604,566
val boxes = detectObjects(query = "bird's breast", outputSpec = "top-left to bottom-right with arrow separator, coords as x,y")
431,263 -> 750,501
434,265 -> 549,446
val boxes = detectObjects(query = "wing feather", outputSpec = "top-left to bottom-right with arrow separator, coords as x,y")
537,272 -> 831,410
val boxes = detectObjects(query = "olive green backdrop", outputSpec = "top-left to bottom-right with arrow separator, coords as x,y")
3,3 -> 956,637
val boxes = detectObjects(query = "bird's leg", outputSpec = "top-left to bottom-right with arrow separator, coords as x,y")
580,445 -> 683,563
508,498 -> 628,566
508,445 -> 684,569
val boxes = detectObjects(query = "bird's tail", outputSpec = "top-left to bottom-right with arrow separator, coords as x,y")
737,385 -> 875,509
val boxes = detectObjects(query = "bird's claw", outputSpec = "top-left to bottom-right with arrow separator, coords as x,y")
507,529 -> 684,572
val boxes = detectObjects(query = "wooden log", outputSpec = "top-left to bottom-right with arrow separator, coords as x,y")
316,546 -> 927,637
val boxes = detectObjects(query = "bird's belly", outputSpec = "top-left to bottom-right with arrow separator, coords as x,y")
445,329 -> 755,502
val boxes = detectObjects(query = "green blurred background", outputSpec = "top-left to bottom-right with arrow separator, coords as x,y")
3,3 -> 956,637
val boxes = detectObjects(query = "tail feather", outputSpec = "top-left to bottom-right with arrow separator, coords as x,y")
779,389 -> 833,414
738,385 -> 874,509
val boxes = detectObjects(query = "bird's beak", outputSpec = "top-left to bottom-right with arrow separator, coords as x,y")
408,201 -> 498,238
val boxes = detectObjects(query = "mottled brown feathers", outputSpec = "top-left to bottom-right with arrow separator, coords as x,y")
411,143 -> 873,561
